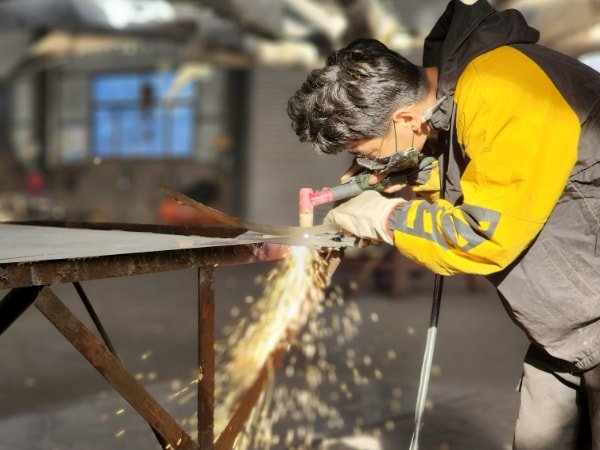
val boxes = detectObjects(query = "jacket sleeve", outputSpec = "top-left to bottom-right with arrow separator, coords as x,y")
389,46 -> 580,276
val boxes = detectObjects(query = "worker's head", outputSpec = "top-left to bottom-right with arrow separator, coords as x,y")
287,38 -> 434,166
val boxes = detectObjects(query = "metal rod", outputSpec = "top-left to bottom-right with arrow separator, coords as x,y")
409,274 -> 444,450
198,266 -> 215,449
72,281 -> 169,449
72,282 -> 120,359
0,286 -> 43,336
34,287 -> 197,450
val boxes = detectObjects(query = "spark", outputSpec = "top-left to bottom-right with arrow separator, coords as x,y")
217,248 -> 329,396
161,246 -> 402,449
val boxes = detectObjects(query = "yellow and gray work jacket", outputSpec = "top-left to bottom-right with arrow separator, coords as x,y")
390,0 -> 600,370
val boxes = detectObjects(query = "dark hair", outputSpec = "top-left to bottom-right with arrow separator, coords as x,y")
287,38 -> 428,155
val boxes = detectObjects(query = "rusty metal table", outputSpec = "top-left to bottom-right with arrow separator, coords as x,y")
0,222 -> 288,450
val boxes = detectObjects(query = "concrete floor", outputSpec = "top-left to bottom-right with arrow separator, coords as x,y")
0,256 -> 529,449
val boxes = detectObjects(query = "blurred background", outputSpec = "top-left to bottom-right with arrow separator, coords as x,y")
0,0 -> 599,227
2,2 -> 600,449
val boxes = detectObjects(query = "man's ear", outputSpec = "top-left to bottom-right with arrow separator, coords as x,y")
392,107 -> 420,132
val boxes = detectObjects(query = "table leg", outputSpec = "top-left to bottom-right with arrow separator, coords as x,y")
198,267 -> 215,449
0,286 -> 43,336
34,287 -> 197,450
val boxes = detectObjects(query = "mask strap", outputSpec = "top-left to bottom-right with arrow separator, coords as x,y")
375,120 -> 392,159
422,93 -> 448,124
393,120 -> 398,154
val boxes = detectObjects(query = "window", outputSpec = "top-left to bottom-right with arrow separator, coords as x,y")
92,72 -> 196,158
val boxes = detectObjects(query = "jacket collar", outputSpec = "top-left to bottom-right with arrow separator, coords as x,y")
423,0 -> 540,130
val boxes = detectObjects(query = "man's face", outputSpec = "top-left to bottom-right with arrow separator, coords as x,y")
348,119 -> 428,172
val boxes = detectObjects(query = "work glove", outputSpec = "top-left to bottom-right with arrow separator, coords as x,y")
323,190 -> 407,245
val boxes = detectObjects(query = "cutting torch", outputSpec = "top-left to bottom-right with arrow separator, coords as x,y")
299,170 -> 413,227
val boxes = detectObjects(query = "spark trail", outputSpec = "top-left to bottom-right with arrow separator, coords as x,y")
165,246 -> 381,449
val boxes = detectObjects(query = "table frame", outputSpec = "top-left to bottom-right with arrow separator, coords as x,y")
0,223 -> 288,450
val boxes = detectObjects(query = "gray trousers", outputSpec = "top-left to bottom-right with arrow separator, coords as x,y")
514,345 -> 600,449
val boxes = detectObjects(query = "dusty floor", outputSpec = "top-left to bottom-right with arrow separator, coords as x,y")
0,255 -> 528,449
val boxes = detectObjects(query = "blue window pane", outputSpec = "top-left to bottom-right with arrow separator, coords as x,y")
178,81 -> 196,98
149,110 -> 165,156
120,109 -> 141,156
152,73 -> 174,99
94,109 -> 114,157
92,71 -> 196,158
139,111 -> 160,156
93,74 -> 140,102
171,108 -> 193,156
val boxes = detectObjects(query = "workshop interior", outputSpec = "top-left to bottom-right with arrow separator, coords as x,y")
0,1 -> 599,450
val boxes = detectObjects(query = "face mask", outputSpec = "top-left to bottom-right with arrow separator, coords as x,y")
353,118 -> 421,174
354,148 -> 421,174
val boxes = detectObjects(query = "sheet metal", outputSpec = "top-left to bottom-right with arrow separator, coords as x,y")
161,184 -> 349,244
0,221 -> 312,449
0,239 -> 288,291
0,223 -> 265,264
0,221 -> 350,265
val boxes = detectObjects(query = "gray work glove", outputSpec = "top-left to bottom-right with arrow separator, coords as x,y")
324,190 -> 407,245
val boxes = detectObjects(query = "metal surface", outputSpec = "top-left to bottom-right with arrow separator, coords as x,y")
0,223 -> 264,264
198,267 -> 215,450
7,220 -> 246,238
0,239 -> 286,289
0,222 -> 304,449
34,287 -> 198,450
162,184 -> 343,240
0,222 -> 336,448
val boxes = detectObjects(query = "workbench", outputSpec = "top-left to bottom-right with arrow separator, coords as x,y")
0,222 -> 289,450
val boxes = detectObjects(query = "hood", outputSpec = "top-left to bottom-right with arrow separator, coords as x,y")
422,0 -> 540,130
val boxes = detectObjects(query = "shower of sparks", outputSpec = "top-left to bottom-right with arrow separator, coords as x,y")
155,245 -> 415,449
214,247 -> 336,436
101,245 -> 411,448
210,246 -> 382,450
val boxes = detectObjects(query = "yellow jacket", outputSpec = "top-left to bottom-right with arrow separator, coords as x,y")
390,46 -> 580,275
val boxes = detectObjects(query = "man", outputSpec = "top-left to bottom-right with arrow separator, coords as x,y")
287,0 -> 600,448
